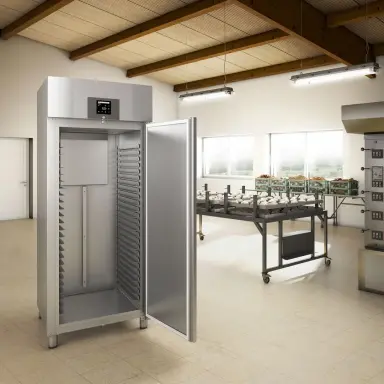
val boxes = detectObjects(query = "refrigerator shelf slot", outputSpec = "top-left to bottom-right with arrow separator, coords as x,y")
117,221 -> 140,235
117,193 -> 140,203
118,223 -> 140,238
59,137 -> 65,316
117,251 -> 140,267
117,216 -> 140,228
117,197 -> 140,209
117,205 -> 140,217
117,235 -> 140,254
117,246 -> 140,262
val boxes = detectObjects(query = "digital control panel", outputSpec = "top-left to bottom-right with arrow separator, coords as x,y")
372,230 -> 383,240
87,97 -> 119,120
372,149 -> 384,159
372,211 -> 384,220
372,192 -> 384,201
96,100 -> 112,115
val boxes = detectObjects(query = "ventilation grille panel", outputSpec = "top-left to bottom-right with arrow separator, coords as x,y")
59,138 -> 65,316
116,146 -> 141,308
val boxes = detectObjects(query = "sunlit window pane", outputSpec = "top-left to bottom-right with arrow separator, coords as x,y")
202,136 -> 254,177
203,137 -> 231,176
271,133 -> 306,177
230,136 -> 254,176
307,131 -> 343,178
270,131 -> 343,179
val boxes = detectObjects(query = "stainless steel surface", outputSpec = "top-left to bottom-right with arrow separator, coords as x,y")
342,102 -> 384,134
146,119 -> 197,341
38,77 -> 196,347
58,310 -> 141,335
188,118 -> 197,343
60,289 -> 137,324
46,77 -> 152,122
82,186 -> 87,288
61,135 -> 117,296
61,135 -> 108,186
359,249 -> 384,295
140,316 -> 148,329
48,336 -> 58,349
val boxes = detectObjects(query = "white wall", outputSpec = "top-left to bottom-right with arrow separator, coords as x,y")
179,58 -> 384,228
0,36 -> 178,217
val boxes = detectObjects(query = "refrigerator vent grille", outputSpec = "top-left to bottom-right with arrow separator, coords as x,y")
117,146 -> 141,308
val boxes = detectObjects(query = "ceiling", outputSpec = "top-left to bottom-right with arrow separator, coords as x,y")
1,0 -> 384,88
306,0 -> 384,43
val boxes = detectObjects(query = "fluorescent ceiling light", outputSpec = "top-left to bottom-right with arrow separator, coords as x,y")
179,87 -> 234,102
290,63 -> 379,86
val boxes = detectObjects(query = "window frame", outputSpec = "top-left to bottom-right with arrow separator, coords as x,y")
269,130 -> 344,179
202,134 -> 255,179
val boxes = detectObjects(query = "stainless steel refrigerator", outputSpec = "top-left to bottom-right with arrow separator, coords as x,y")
37,77 -> 196,348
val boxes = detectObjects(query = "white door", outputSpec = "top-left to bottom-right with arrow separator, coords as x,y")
0,138 -> 29,220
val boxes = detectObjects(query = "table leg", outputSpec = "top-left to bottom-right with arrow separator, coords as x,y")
198,214 -> 204,240
262,222 -> 270,283
333,196 -> 338,226
278,221 -> 283,267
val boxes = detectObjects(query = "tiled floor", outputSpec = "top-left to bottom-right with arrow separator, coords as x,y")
1,218 -> 384,383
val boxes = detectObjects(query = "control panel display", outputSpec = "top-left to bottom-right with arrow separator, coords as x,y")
372,230 -> 383,241
372,211 -> 384,220
372,149 -> 384,159
96,100 -> 112,115
372,192 -> 384,201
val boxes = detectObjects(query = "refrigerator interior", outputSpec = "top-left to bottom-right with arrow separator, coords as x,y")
59,127 -> 143,324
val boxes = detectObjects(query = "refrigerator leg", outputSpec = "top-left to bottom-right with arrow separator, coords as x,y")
48,335 -> 58,349
140,316 -> 148,330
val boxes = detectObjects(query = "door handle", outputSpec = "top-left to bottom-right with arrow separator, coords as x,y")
20,181 -> 28,185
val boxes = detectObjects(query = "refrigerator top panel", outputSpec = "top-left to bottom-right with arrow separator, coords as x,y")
39,77 -> 152,123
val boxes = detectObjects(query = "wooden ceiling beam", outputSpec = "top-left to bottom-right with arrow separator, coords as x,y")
327,0 -> 384,28
173,55 -> 336,92
0,0 -> 74,40
126,29 -> 288,78
70,0 -> 230,61
235,0 -> 371,65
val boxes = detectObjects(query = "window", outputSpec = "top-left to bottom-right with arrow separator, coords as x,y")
203,136 -> 254,177
270,133 -> 306,178
270,131 -> 343,179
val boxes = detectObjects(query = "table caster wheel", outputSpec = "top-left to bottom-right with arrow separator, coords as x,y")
199,235 -> 205,241
262,275 -> 270,284
325,258 -> 331,267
